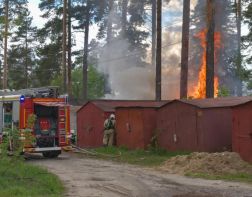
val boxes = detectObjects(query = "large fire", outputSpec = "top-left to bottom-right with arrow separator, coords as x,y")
190,29 -> 221,99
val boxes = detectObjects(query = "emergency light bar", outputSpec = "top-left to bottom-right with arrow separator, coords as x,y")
20,95 -> 25,103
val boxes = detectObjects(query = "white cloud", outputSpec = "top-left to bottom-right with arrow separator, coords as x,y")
28,0 -> 45,28
164,0 -> 182,12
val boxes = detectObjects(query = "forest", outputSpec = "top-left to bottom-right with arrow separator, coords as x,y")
0,0 -> 252,103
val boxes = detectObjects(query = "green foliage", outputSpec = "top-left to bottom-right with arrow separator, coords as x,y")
0,114 -> 36,158
52,65 -> 105,101
2,127 -> 23,157
0,158 -> 64,197
50,75 -> 64,95
0,133 -> 9,157
218,86 -> 231,97
248,80 -> 252,90
102,1 -> 150,62
243,0 -> 252,55
242,0 -> 252,92
71,67 -> 82,100
35,1 -> 64,89
0,115 -> 62,197
27,114 -> 37,129
35,41 -> 62,87
0,1 -> 37,89
22,114 -> 37,147
87,65 -> 105,99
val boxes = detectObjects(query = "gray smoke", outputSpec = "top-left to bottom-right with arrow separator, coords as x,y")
98,39 -> 155,100
97,5 -> 155,100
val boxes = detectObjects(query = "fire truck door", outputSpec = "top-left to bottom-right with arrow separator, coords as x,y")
58,107 -> 67,145
12,101 -> 20,126
3,103 -> 12,128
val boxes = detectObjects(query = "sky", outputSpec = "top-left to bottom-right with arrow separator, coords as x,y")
27,0 -> 187,46
27,0 -> 98,49
27,0 -> 248,44
28,0 -> 44,28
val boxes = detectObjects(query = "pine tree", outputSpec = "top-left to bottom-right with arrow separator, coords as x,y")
126,0 -> 150,62
242,0 -> 252,92
243,0 -> 252,64
71,0 -> 105,100
0,0 -> 30,89
36,0 -> 63,88
235,0 -> 243,96
8,6 -> 36,89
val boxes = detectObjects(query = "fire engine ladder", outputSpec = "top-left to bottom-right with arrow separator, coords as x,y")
58,107 -> 67,145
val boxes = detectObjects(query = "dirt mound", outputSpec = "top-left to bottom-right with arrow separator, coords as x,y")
160,152 -> 252,175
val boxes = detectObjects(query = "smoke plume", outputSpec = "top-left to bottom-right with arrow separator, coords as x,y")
97,4 -> 155,100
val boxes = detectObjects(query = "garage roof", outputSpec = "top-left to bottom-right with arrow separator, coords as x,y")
78,100 -> 169,112
178,96 -> 252,108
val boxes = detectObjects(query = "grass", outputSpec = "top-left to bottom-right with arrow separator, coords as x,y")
92,146 -> 190,167
0,157 -> 64,197
91,147 -> 252,184
186,172 -> 252,184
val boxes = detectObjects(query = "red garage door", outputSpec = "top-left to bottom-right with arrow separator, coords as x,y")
233,104 -> 252,163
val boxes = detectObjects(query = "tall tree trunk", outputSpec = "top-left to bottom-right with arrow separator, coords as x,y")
0,67 -> 1,89
121,0 -> 128,35
3,0 -> 9,89
152,0 -> 157,68
107,0 -> 114,43
156,0 -> 162,101
104,0 -> 114,95
236,0 -> 242,96
62,0 -> 67,93
180,0 -> 190,99
67,0 -> 72,97
206,0 -> 215,98
83,1 -> 90,101
25,20 -> 28,88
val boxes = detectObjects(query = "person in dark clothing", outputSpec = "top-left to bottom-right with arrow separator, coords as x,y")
103,114 -> 116,146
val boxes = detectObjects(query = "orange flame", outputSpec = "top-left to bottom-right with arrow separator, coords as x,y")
190,29 -> 221,99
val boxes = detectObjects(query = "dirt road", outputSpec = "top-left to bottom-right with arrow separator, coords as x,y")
29,153 -> 252,197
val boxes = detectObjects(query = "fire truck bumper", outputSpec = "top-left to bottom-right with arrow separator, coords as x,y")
23,147 -> 62,153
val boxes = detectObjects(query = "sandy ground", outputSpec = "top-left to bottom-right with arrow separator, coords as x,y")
28,152 -> 252,197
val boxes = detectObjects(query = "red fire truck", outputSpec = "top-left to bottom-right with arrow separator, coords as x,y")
0,87 -> 71,158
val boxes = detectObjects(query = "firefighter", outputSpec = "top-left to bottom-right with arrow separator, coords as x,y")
103,114 -> 116,146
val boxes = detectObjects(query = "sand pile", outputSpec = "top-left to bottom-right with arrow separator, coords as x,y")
160,152 -> 252,175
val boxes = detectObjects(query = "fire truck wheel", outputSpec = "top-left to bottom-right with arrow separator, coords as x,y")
42,151 -> 61,158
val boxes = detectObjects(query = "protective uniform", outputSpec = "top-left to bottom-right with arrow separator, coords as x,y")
103,114 -> 116,146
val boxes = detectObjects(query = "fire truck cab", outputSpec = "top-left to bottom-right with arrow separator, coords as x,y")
0,87 -> 71,158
